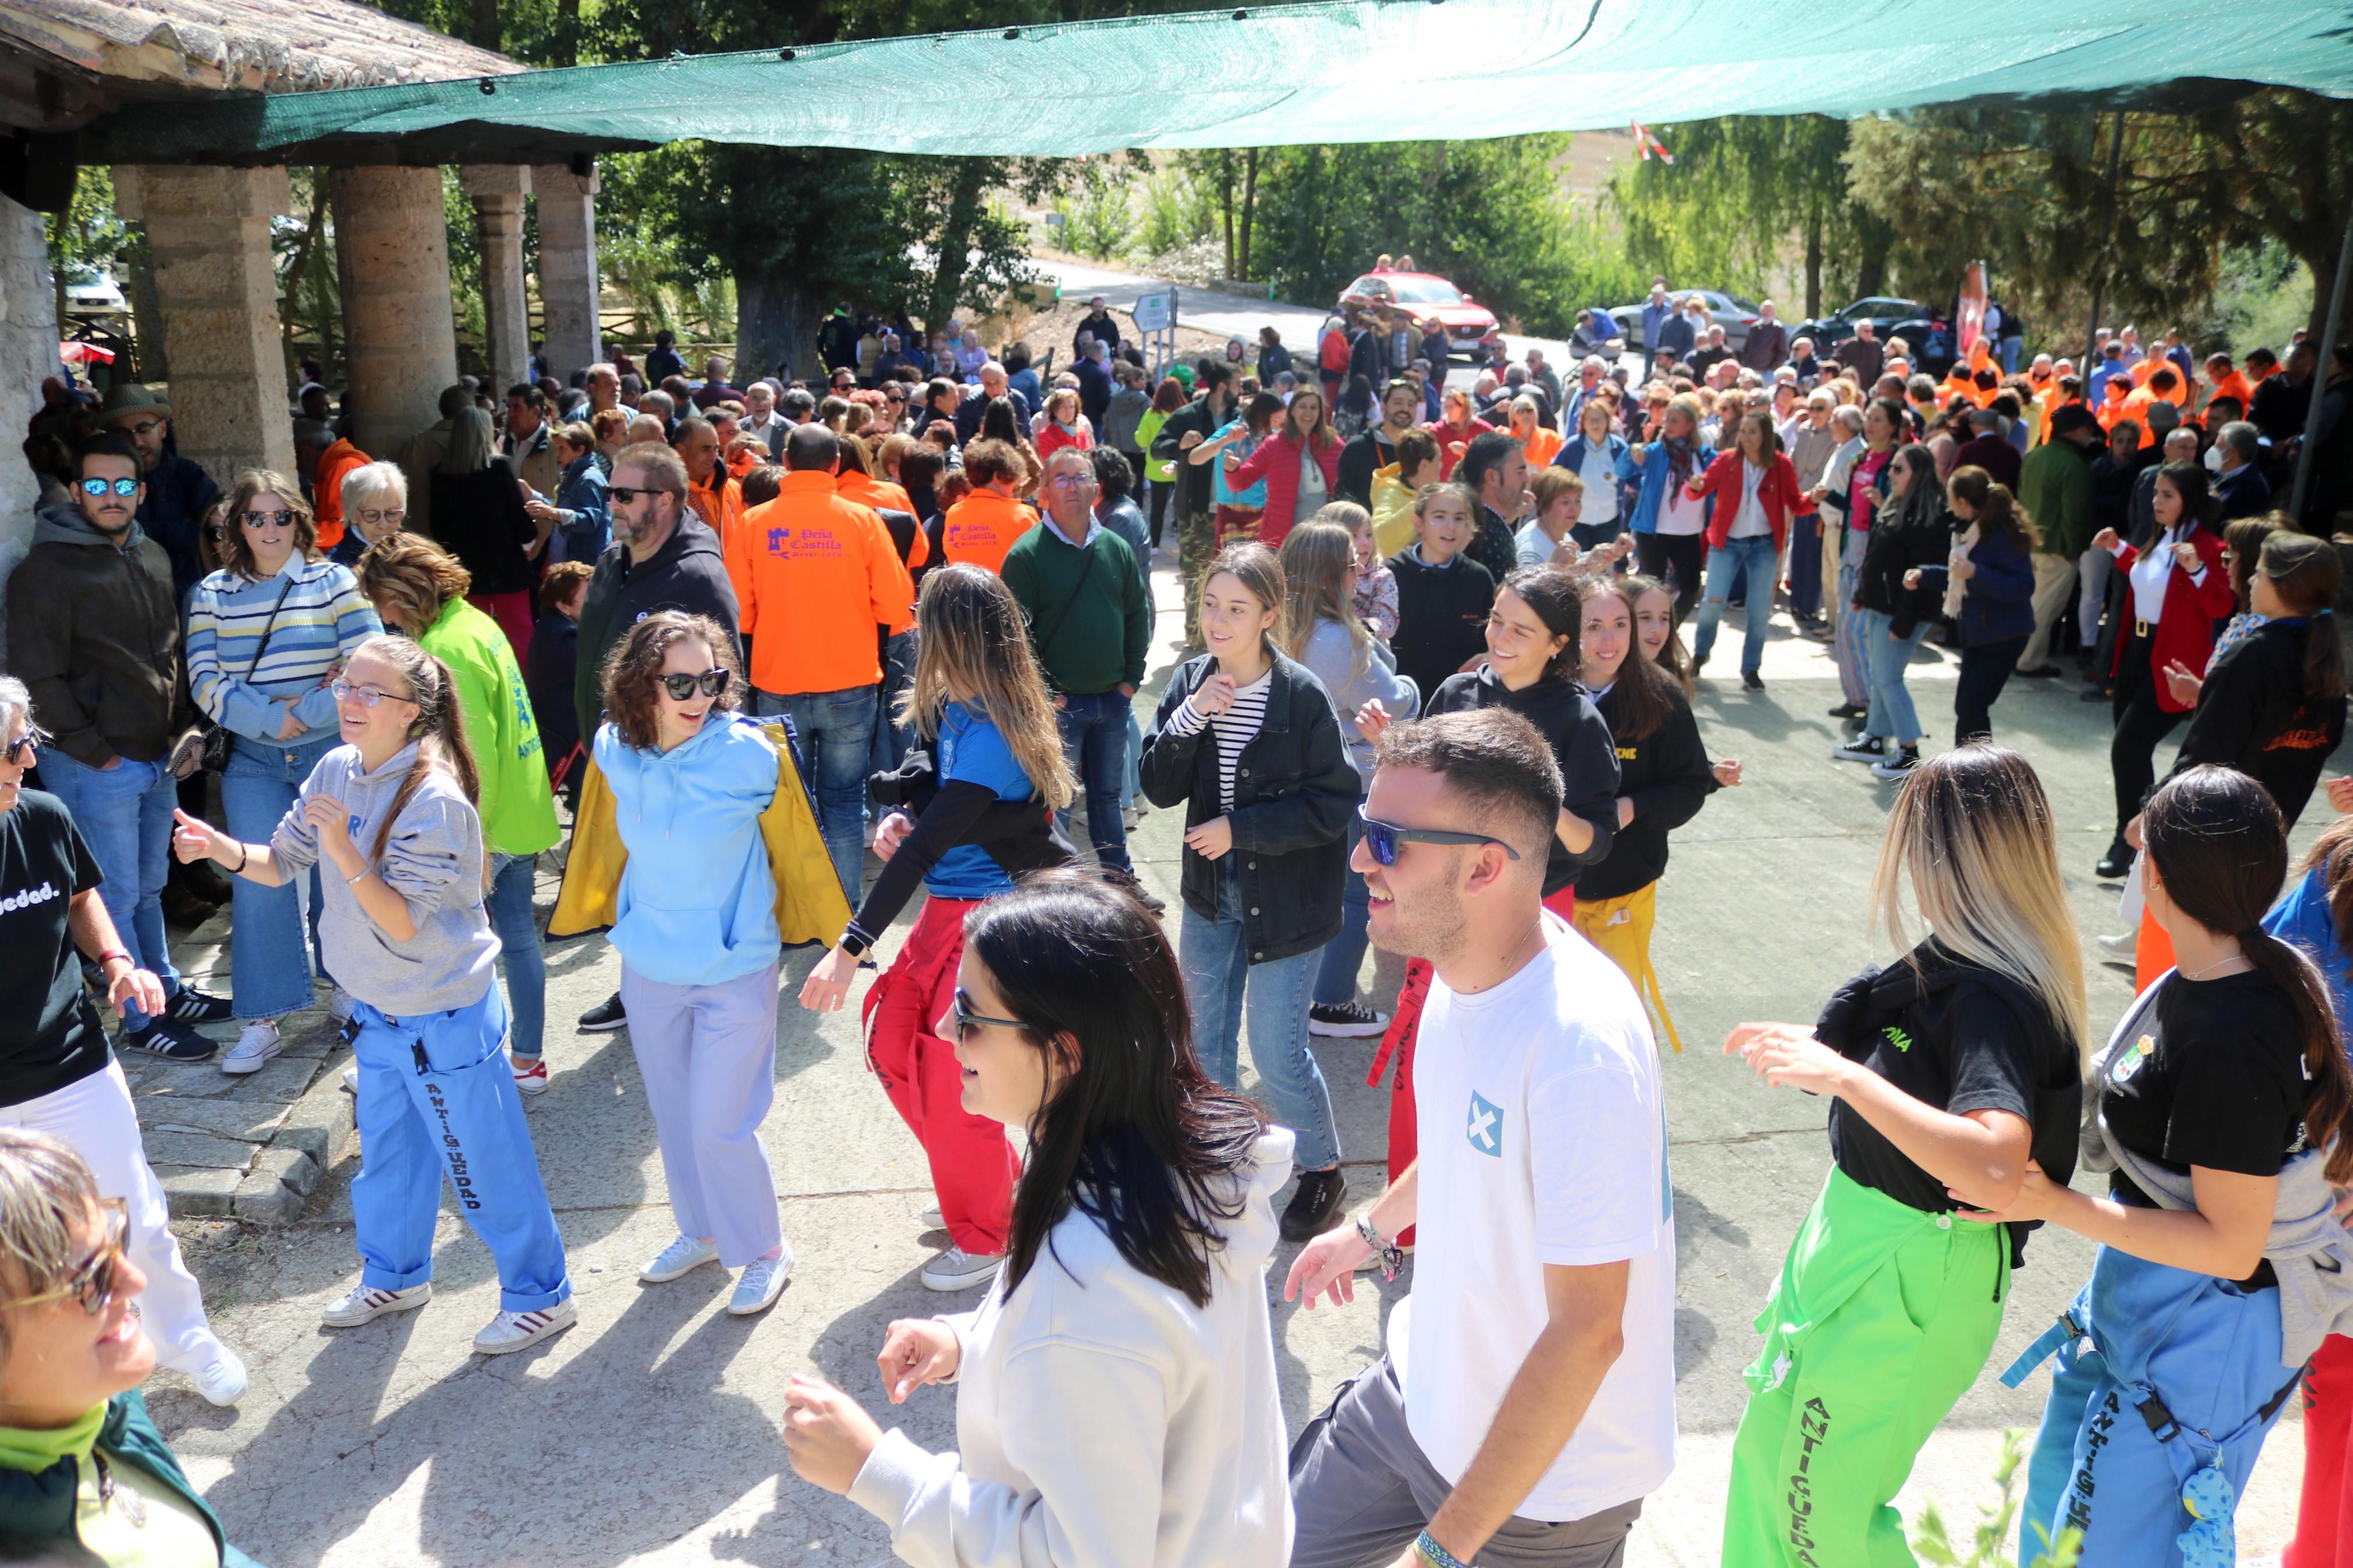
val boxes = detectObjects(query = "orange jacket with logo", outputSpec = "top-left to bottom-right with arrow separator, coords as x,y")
837,472 -> 927,568
726,471 -> 915,695
940,490 -> 1038,574
311,438 -> 370,550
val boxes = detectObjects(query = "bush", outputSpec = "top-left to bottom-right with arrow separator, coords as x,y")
1910,1430 -> 2081,1568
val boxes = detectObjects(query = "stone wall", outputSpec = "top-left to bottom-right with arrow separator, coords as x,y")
0,193 -> 59,666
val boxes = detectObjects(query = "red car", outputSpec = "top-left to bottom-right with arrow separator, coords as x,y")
1337,270 -> 1502,365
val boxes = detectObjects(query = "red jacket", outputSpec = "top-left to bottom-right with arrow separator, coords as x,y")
2108,525 -> 2233,713
1684,451 -> 1816,554
1230,430 -> 1344,547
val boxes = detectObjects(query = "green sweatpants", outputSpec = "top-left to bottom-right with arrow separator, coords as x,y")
1176,506 -> 1215,642
1722,1168 -> 2008,1568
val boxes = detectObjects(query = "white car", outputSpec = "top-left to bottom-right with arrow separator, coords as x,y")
63,265 -> 126,313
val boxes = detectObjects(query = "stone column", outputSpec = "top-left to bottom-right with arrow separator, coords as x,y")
331,165 -> 460,461
0,191 -> 60,653
108,166 -> 295,491
531,159 -> 600,384
461,165 -> 530,392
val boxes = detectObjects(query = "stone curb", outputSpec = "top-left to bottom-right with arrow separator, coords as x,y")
228,1041 -> 355,1225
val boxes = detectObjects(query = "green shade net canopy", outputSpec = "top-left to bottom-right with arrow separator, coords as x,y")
81,0 -> 2353,167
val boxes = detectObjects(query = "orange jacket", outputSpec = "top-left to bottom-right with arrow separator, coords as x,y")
1518,426 -> 1564,470
311,438 -> 369,550
726,471 -> 915,695
686,470 -> 745,555
2206,371 -> 2254,414
941,490 -> 1038,574
838,472 -> 927,568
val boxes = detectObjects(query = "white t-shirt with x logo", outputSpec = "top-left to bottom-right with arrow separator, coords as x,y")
1389,912 -> 1677,1523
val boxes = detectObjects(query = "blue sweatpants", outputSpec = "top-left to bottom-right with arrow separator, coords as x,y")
349,987 -> 572,1312
2011,1245 -> 2299,1566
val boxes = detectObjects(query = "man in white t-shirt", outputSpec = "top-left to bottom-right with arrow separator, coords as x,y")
1287,708 -> 1675,1568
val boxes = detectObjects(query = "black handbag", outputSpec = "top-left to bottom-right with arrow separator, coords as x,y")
196,577 -> 299,773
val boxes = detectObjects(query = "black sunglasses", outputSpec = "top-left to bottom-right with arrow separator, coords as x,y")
5,724 -> 52,764
609,486 -> 671,505
1358,806 -> 1522,866
242,510 -> 295,529
659,668 -> 731,702
80,477 -> 139,497
950,988 -> 1024,1041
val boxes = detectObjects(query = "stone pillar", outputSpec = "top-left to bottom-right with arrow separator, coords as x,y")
531,159 -> 600,384
110,166 -> 295,490
0,191 -> 60,658
331,166 -> 460,461
461,164 -> 530,392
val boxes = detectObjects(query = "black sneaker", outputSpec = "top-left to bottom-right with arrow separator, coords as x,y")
2094,843 -> 2134,881
1309,1000 -> 1389,1038
1832,735 -> 1886,763
163,985 -> 232,1025
1742,670 -> 1765,691
122,1016 -> 218,1062
1102,867 -> 1166,913
577,991 -> 627,1032
1827,702 -> 1867,720
1870,746 -> 1922,781
1280,1168 -> 1348,1244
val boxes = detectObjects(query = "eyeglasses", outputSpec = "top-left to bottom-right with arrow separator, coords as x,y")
1357,806 -> 1522,866
1044,474 -> 1095,490
4,723 -> 52,765
0,1199 -> 128,1315
659,668 -> 731,701
949,989 -> 1024,1041
118,419 -> 164,440
242,510 -> 294,529
354,507 -> 406,527
329,678 -> 417,708
80,477 -> 139,497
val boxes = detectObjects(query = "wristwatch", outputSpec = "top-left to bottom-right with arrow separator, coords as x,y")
837,928 -> 871,961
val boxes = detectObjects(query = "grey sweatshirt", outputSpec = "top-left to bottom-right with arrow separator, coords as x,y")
1297,617 -> 1419,781
270,742 -> 499,1015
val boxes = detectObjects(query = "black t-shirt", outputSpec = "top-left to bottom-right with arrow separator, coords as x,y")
1817,945 -> 2082,1258
0,791 -> 109,1108
2102,970 -> 2312,1208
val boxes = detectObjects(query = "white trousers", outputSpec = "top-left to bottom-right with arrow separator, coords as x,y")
620,961 -> 784,1268
0,1061 -> 219,1373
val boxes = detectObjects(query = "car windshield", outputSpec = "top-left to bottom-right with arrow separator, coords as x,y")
1386,277 -> 1464,305
1721,293 -> 1763,315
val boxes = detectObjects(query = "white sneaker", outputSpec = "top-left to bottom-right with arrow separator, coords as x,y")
640,1234 -> 721,1283
511,1056 -> 549,1095
920,1246 -> 1003,1292
729,1248 -> 793,1315
220,1018 -> 282,1076
473,1298 -> 577,1354
919,1204 -> 945,1229
321,1281 -> 431,1328
340,1061 -> 358,1094
191,1342 -> 248,1406
2096,932 -> 2138,959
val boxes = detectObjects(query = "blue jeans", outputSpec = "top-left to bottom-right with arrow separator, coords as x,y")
1312,802 -> 1372,1007
1123,703 -> 1143,807
1858,607 -> 1932,744
1691,533 -> 1779,675
1179,860 -> 1339,1170
220,735 -> 337,1019
753,683 -> 878,901
486,852 -> 546,1062
38,751 -> 182,1023
1055,691 -> 1133,874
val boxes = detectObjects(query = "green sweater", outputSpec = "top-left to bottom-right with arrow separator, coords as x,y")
2018,436 -> 2096,560
1000,520 -> 1151,696
418,598 -> 561,855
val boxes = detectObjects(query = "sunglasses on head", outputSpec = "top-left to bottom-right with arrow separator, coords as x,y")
0,1199 -> 129,1316
80,477 -> 139,497
1357,805 -> 1522,866
949,988 -> 1023,1041
659,668 -> 731,702
5,724 -> 52,765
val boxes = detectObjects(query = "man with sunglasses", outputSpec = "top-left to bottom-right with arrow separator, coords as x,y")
93,384 -> 218,603
0,678 -> 247,1405
1286,709 -> 1673,1568
6,435 -> 228,1061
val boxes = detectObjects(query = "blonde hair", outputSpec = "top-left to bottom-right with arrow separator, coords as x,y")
901,565 -> 1077,810
0,1128 -> 98,1355
1276,522 -> 1369,674
1871,744 -> 2089,1065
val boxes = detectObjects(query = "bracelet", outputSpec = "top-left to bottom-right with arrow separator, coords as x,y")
229,841 -> 249,874
95,950 -> 132,972
345,863 -> 371,885
1415,1530 -> 1470,1568
1355,1209 -> 1406,1282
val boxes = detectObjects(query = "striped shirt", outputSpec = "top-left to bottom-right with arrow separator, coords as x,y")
1167,669 -> 1273,812
185,557 -> 381,746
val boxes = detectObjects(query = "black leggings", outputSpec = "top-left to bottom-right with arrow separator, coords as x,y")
2110,630 -> 2185,840
1635,532 -> 1706,624
1955,634 -> 2026,741
1147,476 -> 1173,547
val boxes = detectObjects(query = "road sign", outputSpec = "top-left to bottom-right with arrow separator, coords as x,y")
1133,288 -> 1176,333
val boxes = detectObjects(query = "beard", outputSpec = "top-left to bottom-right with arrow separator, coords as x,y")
1369,874 -> 1469,965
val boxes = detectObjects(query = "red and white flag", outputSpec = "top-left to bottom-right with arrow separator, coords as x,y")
1632,122 -> 1674,164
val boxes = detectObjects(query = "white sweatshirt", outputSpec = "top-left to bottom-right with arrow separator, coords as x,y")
848,1129 -> 1297,1568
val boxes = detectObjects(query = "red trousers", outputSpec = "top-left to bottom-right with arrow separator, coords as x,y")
467,591 -> 534,669
2290,1334 -> 2353,1567
863,897 -> 1020,1256
1367,886 -> 1575,1245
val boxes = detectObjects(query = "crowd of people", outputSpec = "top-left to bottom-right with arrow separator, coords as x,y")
4,256 -> 2353,1568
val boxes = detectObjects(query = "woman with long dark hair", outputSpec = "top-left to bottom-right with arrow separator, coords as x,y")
1905,465 -> 2038,742
1722,745 -> 2086,1567
2089,460 -> 2234,880
1978,766 -> 2353,1563
1680,409 -> 1817,688
780,872 -> 1294,1565
1831,442 -> 1952,780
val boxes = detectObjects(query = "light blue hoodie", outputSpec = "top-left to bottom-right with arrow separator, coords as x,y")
594,712 -> 779,987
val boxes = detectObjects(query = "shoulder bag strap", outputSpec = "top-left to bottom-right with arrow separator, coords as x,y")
1034,536 -> 1101,658
247,575 -> 300,678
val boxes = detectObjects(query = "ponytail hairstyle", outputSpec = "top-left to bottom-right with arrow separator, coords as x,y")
347,634 -> 481,874
1573,574 -> 1680,740
1947,466 -> 2038,553
2256,532 -> 2347,702
1496,566 -> 1582,682
2144,765 -> 2353,1182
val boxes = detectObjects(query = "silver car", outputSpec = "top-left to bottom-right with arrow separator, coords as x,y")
1607,290 -> 1763,356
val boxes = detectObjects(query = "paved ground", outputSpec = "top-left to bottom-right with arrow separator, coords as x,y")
135,558 -> 2341,1566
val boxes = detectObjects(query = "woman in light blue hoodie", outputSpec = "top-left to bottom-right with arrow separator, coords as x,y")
593,610 -> 792,1318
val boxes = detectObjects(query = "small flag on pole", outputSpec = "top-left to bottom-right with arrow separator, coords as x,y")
1632,122 -> 1675,164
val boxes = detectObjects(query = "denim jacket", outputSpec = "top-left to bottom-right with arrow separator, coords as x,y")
550,450 -> 611,565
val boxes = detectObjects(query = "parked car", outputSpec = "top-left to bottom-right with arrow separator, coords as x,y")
1336,270 -> 1502,364
62,265 -> 126,314
1606,289 -> 1762,357
1797,297 -> 1958,377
